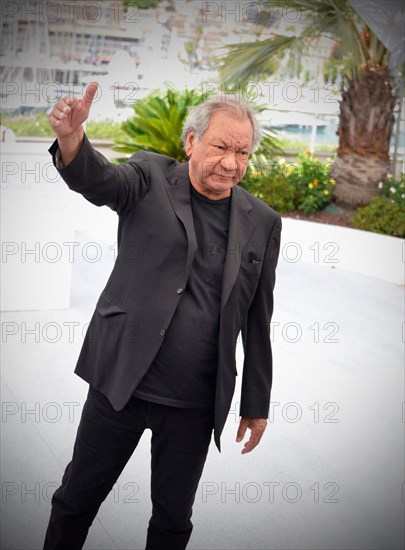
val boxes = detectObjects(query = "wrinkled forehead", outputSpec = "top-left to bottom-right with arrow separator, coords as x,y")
205,111 -> 254,145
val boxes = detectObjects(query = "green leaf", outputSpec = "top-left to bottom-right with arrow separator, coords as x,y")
113,87 -> 205,162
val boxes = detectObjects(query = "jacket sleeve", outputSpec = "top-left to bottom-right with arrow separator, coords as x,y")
239,214 -> 282,419
49,133 -> 150,217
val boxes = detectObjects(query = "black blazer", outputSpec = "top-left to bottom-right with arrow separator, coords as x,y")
49,135 -> 282,452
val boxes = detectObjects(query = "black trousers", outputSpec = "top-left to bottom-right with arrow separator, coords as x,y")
43,386 -> 214,550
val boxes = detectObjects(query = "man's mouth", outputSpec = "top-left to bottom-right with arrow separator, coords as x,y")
216,174 -> 235,180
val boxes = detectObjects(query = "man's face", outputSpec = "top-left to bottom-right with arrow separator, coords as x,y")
185,110 -> 254,200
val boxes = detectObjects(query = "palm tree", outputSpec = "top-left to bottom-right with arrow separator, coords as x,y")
219,0 -> 401,207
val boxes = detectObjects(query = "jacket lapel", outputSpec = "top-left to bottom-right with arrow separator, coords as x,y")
165,161 -> 256,310
165,161 -> 198,276
220,185 -> 256,310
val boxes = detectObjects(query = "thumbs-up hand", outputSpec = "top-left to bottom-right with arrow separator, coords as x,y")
48,82 -> 99,165
49,81 -> 99,138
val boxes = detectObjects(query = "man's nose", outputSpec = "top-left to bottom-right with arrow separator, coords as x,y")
220,153 -> 237,171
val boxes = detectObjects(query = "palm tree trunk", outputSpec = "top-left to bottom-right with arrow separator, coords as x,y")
332,65 -> 397,207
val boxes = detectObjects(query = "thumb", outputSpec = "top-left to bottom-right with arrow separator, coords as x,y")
236,418 -> 249,442
82,81 -> 99,110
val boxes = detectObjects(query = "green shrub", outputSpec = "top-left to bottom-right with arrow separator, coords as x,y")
113,87 -> 203,162
378,174 -> 405,206
352,196 -> 405,238
286,151 -> 335,213
277,138 -> 337,153
240,161 -> 298,212
122,0 -> 164,9
240,152 -> 336,214
0,111 -> 53,137
259,170 -> 298,212
0,111 -> 127,140
86,119 -> 127,141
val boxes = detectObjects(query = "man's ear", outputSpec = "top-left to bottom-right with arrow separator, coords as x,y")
185,131 -> 195,157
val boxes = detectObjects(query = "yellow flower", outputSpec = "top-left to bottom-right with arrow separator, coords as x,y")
313,178 -> 318,186
329,178 -> 336,185
305,149 -> 311,155
308,183 -> 314,189
323,190 -> 329,195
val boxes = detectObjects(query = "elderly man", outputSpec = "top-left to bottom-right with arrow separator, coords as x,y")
43,82 -> 282,550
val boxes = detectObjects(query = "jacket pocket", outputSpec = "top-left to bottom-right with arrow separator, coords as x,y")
95,291 -> 128,317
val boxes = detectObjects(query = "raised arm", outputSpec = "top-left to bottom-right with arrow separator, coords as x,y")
48,82 -> 150,216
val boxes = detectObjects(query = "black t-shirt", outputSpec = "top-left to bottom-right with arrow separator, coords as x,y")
132,181 -> 231,409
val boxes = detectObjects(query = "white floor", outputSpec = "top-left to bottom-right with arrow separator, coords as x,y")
1,141 -> 404,550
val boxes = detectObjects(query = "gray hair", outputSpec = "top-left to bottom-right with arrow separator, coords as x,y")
181,95 -> 263,152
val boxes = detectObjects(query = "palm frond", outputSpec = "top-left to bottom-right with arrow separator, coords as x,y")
250,131 -> 284,167
218,0 -> 391,84
219,35 -> 300,85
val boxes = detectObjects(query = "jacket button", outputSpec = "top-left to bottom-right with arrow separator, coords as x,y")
160,329 -> 166,336
176,288 -> 183,294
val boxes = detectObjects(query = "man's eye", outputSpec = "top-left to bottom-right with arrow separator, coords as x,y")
214,145 -> 225,150
239,151 -> 248,157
